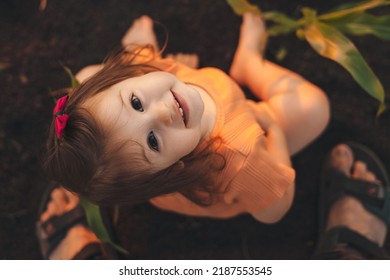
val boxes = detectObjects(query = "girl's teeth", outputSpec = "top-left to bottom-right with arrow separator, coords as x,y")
174,98 -> 184,120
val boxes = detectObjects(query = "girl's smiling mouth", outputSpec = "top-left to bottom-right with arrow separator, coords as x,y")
172,90 -> 189,127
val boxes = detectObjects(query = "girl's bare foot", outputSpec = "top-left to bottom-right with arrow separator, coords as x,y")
40,187 -> 100,260
121,15 -> 159,51
326,144 -> 387,246
229,13 -> 267,85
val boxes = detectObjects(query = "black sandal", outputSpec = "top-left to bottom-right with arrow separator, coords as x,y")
314,142 -> 390,259
72,242 -> 117,260
36,182 -> 117,259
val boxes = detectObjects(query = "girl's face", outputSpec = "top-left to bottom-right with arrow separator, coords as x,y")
85,71 -> 209,172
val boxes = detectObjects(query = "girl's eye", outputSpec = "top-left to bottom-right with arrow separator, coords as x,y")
131,94 -> 144,112
147,131 -> 159,152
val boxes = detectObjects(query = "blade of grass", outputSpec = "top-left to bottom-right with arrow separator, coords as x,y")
303,22 -> 386,116
80,198 -> 128,255
62,65 -> 80,89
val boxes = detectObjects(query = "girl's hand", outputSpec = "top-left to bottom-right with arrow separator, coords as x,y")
247,100 -> 291,166
246,100 -> 274,131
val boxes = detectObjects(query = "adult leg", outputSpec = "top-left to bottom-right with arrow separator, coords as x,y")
230,13 -> 330,155
37,186 -> 115,259
314,144 -> 389,259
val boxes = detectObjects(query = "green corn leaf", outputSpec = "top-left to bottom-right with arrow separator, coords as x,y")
326,0 -> 388,12
62,65 -> 80,89
80,198 -> 128,255
303,22 -> 386,116
263,11 -> 298,36
323,12 -> 390,40
318,0 -> 388,21
301,7 -> 318,23
226,0 -> 261,15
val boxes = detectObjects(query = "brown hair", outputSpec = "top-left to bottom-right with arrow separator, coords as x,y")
43,45 -> 224,207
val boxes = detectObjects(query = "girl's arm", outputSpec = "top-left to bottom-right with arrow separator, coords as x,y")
251,124 -> 295,223
247,101 -> 295,223
247,101 -> 290,166
252,181 -> 295,224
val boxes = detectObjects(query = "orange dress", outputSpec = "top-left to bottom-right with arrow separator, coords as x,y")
147,56 -> 295,218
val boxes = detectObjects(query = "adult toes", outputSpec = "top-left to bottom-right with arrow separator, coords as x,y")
352,161 -> 367,179
51,187 -> 69,203
64,189 -> 80,211
365,171 -> 376,182
330,144 -> 354,176
40,200 -> 60,222
40,187 -> 79,222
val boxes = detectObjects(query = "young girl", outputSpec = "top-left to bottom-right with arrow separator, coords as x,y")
44,13 -> 329,224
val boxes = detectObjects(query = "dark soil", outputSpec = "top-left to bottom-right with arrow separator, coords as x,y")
0,0 -> 389,260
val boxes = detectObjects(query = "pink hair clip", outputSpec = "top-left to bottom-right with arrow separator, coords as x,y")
53,96 -> 69,139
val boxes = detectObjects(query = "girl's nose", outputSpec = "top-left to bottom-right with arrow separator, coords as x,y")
153,102 -> 173,126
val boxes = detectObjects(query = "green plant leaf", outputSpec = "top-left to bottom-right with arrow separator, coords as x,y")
301,7 -> 318,23
263,11 -> 298,35
62,65 -> 80,89
318,0 -> 388,21
323,12 -> 390,40
80,198 -> 128,255
327,0 -> 387,12
303,22 -> 386,116
226,0 -> 261,15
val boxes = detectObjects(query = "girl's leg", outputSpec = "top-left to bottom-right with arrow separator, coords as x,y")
230,13 -> 330,155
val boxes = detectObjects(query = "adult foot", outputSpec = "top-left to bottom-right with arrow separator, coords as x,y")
229,12 -> 267,85
121,15 -> 159,51
39,187 -> 100,259
325,144 -> 387,247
